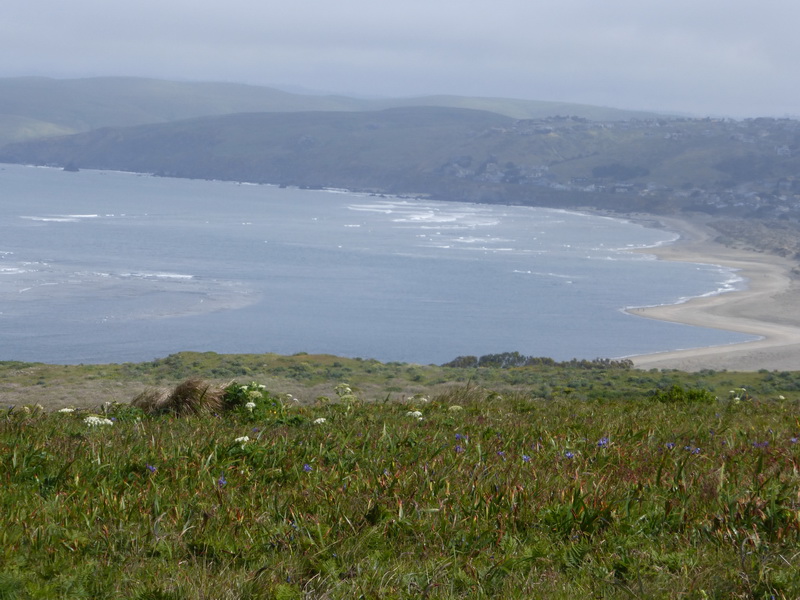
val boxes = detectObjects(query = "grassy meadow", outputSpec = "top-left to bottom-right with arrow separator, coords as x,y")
3,353 -> 800,598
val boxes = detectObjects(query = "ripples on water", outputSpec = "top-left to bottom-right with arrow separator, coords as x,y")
0,164 -> 755,364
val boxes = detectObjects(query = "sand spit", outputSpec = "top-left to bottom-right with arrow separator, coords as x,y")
626,214 -> 800,372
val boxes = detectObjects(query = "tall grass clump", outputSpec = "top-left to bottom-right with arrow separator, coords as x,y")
132,378 -> 226,416
2,376 -> 800,598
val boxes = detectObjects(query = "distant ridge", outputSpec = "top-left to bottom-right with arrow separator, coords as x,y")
0,76 -> 664,147
3,76 -> 800,226
4,104 -> 800,222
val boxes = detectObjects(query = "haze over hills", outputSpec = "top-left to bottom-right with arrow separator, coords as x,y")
0,76 -> 661,147
2,76 -> 800,260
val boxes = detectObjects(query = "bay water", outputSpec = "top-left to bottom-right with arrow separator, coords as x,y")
0,163 -> 754,365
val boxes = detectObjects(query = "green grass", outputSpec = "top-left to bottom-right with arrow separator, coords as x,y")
5,350 -> 800,411
2,365 -> 800,598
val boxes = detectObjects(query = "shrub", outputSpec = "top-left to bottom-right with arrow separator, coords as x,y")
650,384 -> 716,403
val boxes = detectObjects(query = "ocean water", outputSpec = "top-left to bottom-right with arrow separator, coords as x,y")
0,163 -> 755,365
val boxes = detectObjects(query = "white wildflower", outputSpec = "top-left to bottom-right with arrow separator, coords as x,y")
313,417 -> 327,425
779,395 -> 786,400
335,383 -> 352,397
247,390 -> 263,401
58,407 -> 75,414
244,401 -> 256,411
234,435 -> 250,448
448,405 -> 463,412
84,416 -> 113,427
406,410 -> 423,418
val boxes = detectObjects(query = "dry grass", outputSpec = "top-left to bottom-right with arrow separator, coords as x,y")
132,378 -> 226,416
1,380 -> 149,412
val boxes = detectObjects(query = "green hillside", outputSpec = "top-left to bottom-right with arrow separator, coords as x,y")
0,114 -> 75,144
3,107 -> 800,221
0,106 -> 514,192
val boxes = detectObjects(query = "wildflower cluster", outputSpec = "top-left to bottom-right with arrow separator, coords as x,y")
84,415 -> 114,427
728,387 -> 751,403
327,382 -> 360,415
226,381 -> 266,407
15,404 -> 45,416
224,381 -> 286,420
334,382 -> 357,405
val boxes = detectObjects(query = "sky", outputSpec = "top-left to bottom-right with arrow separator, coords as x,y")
3,0 -> 799,118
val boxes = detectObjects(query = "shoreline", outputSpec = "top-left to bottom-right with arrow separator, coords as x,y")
8,164 -> 800,371
623,213 -> 800,371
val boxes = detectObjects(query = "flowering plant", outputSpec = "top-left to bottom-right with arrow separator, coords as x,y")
84,415 -> 114,427
224,381 -> 284,417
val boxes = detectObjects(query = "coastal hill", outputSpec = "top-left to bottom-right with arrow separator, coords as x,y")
2,77 -> 800,258
0,76 -> 658,147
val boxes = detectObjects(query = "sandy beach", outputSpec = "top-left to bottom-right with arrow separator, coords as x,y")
626,214 -> 800,372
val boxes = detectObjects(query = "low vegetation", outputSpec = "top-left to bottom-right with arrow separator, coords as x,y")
2,353 -> 800,598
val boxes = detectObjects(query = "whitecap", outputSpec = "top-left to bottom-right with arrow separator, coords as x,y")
21,216 -> 79,223
119,272 -> 194,280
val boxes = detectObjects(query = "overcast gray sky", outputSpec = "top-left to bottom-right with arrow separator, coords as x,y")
3,0 -> 798,118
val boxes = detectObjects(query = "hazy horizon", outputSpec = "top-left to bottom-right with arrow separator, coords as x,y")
3,0 -> 799,120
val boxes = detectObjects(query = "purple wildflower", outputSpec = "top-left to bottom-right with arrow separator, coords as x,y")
666,442 -> 675,450
564,451 -> 575,459
217,474 -> 227,487
596,437 -> 609,448
522,454 -> 531,463
146,464 -> 157,474
790,437 -> 798,444
303,463 -> 313,472
497,450 -> 506,459
455,445 -> 465,454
